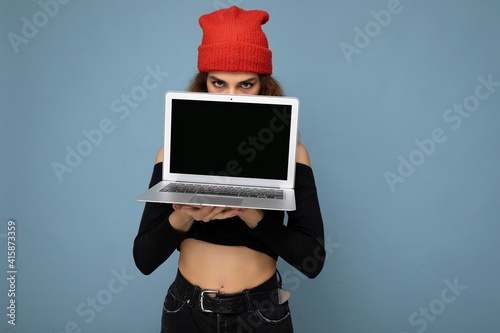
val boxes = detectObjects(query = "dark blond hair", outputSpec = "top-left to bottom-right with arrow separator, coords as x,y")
187,72 -> 285,96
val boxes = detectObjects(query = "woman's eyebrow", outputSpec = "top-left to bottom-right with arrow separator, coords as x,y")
208,75 -> 225,82
208,75 -> 257,83
239,77 -> 257,84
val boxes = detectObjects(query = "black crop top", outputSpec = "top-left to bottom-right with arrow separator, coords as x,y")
133,162 -> 326,278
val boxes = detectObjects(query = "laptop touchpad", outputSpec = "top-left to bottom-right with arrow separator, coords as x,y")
189,195 -> 243,206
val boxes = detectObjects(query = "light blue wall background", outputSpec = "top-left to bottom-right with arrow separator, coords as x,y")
1,0 -> 499,332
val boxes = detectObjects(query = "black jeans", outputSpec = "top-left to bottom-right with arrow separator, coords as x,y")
161,271 -> 293,333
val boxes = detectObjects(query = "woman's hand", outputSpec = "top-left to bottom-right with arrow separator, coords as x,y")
173,204 -> 242,222
172,204 -> 264,229
237,209 -> 264,229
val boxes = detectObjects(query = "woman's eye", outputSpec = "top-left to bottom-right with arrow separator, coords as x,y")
241,82 -> 253,89
213,81 -> 224,88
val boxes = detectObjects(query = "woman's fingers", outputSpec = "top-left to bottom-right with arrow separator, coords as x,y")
198,206 -> 227,222
211,208 -> 243,220
174,204 -> 242,222
181,205 -> 225,222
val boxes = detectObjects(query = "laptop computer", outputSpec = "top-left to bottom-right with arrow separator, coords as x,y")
137,91 -> 299,211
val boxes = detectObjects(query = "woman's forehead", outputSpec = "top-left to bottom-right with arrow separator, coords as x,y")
207,71 -> 259,81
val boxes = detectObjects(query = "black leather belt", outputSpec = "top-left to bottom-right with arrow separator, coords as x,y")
172,272 -> 280,314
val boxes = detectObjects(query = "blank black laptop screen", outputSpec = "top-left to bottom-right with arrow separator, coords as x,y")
169,99 -> 292,180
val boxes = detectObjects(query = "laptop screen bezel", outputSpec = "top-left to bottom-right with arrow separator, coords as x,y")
162,91 -> 299,188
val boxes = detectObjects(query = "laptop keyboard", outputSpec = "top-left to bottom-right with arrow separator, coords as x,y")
160,183 -> 284,200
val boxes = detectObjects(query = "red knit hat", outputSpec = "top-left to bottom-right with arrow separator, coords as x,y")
197,6 -> 272,75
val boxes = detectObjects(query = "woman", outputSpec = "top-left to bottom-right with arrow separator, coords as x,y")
134,6 -> 325,333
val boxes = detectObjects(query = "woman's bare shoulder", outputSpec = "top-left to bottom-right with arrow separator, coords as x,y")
296,142 -> 311,166
155,147 -> 164,164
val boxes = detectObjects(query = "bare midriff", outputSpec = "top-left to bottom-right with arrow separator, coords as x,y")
178,238 -> 276,294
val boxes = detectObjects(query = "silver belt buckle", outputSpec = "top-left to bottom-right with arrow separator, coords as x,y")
200,290 -> 219,313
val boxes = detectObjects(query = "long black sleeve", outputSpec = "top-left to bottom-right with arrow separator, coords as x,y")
133,163 -> 185,275
249,163 -> 326,278
133,162 -> 326,278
